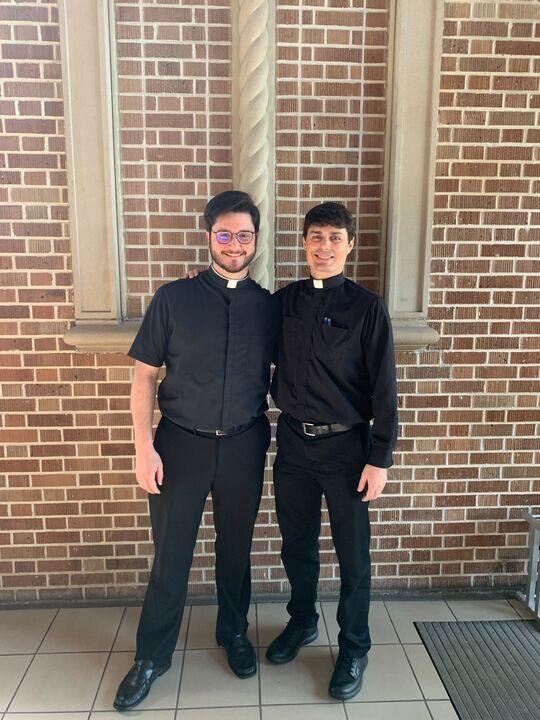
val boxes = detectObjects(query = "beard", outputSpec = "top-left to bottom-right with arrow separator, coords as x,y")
210,244 -> 256,274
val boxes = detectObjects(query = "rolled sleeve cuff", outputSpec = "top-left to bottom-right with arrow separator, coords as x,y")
127,349 -> 163,368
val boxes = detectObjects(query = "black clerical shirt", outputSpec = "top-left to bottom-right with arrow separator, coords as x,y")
270,272 -> 398,468
127,268 -> 279,430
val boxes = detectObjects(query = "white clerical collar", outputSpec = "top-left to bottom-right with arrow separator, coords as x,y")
210,265 -> 249,289
310,273 -> 345,290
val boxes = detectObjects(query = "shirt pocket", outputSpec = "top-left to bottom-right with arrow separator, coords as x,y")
319,323 -> 349,359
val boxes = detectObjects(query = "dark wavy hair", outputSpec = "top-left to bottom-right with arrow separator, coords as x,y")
303,202 -> 356,241
203,190 -> 260,233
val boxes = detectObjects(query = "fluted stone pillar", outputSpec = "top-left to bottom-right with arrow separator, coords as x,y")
231,0 -> 276,289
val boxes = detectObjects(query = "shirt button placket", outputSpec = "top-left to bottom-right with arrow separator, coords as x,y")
222,300 -> 237,429
298,292 -> 324,419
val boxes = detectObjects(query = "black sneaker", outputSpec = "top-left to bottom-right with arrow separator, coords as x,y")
265,621 -> 319,664
222,633 -> 257,678
113,659 -> 171,711
328,651 -> 368,700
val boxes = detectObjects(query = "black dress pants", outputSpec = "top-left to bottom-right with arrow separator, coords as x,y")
273,413 -> 373,658
135,413 -> 270,666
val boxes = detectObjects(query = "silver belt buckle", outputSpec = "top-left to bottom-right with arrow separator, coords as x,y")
302,422 -> 317,437
215,429 -> 226,436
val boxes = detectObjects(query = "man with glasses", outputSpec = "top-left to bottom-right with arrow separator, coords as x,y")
114,191 -> 279,710
266,202 -> 398,701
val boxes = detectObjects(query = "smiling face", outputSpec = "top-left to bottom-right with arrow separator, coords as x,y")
303,223 -> 354,279
207,211 -> 257,278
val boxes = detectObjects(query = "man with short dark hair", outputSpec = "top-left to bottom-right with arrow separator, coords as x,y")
114,191 -> 279,711
267,201 -> 398,701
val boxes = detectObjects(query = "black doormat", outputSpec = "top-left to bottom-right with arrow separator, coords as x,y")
414,620 -> 540,720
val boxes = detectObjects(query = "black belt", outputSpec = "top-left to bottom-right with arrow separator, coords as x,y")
161,414 -> 259,438
191,416 -> 258,438
283,413 -> 354,438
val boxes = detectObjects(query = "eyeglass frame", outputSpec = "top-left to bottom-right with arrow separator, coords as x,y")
211,230 -> 256,245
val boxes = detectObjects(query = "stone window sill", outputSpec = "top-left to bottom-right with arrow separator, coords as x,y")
63,318 -> 439,356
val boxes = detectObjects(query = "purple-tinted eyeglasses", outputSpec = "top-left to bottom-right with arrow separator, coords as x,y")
212,230 -> 255,245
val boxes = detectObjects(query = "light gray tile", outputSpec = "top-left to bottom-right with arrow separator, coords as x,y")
321,601 -> 398,645
446,599 -> 520,621
179,649 -> 258,708
339,645 -> 423,703
404,644 -> 448,700
508,598 -> 538,620
385,601 -> 455,644
93,651 -> 182,711
368,601 -> 400,644
177,708 -> 260,720
321,601 -> 346,646
345,701 -> 432,719
39,607 -> 124,653
263,704 -> 346,720
0,655 -> 33,712
261,645 -> 336,705
257,601 -> 328,647
9,652 -> 108,712
0,609 -> 56,654
427,700 -> 460,720
90,712 -> 175,719
113,606 -> 188,652
186,604 -> 255,649
5,715 -> 88,720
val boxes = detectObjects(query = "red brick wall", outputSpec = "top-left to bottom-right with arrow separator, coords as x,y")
416,0 -> 540,588
274,0 -> 388,291
0,0 -> 538,603
116,1 -> 233,315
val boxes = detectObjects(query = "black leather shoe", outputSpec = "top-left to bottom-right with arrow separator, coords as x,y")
222,633 -> 257,678
328,651 -> 368,700
113,659 -> 171,711
265,622 -> 318,664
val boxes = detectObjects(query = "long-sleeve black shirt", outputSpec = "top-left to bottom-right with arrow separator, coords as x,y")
127,268 -> 280,430
270,272 -> 398,468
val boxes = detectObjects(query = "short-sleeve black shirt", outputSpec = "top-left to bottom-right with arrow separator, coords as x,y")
127,268 -> 280,430
270,273 -> 398,468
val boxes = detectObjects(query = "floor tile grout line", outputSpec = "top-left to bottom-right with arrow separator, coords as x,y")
140,641 -> 404,652
382,599 -> 437,716
176,704 -> 262,712
445,599 -> 459,622
445,598 -> 522,624
318,599 -> 333,647
319,601 -> 348,718
401,641 -> 432,705
3,606 -> 60,714
2,714 -> 105,718
254,602 -> 263,719
88,605 -> 127,715
171,699 -> 451,709
0,640 -> 416,656
261,699 -> 439,706
383,600 -> 448,720
424,699 -> 446,720
382,599 -> 406,644
2,600 -> 516,717
173,603 -> 192,716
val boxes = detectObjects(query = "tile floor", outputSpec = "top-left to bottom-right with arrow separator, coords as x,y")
0,597 -> 534,719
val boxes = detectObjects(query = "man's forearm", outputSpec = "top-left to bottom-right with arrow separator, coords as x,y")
131,374 -> 158,451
